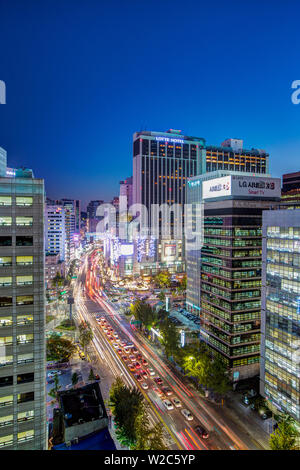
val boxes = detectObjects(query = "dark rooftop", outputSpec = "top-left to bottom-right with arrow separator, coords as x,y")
58,382 -> 107,428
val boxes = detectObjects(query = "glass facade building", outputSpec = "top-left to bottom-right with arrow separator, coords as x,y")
260,210 -> 300,422
0,169 -> 46,449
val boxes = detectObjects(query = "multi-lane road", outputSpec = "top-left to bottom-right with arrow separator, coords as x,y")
73,249 -> 266,451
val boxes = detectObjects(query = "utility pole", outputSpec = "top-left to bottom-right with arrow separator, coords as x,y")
67,296 -> 74,322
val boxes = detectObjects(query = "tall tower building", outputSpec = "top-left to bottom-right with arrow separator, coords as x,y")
187,174 -> 281,380
45,204 -> 66,261
57,199 -> 81,263
260,209 -> 300,422
119,176 -> 133,209
0,160 -> 46,449
0,147 -> 7,177
132,129 -> 206,274
281,170 -> 300,210
86,200 -> 104,234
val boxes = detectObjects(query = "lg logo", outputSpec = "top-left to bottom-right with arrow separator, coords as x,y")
291,80 -> 300,104
0,80 -> 5,104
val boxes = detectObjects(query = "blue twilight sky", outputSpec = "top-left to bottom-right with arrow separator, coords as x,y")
0,0 -> 300,208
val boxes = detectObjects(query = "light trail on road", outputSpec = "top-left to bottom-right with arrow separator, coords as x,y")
73,249 -> 266,451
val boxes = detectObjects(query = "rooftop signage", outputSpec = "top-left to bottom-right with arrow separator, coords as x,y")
155,136 -> 185,144
202,175 -> 281,200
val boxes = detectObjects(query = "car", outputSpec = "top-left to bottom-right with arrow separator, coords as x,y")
142,358 -> 148,366
132,348 -> 139,355
141,370 -> 148,379
161,386 -> 172,396
163,400 -> 174,411
47,370 -> 61,378
129,355 -> 136,361
113,332 -> 119,337
121,355 -> 128,362
181,409 -> 193,421
134,362 -> 141,369
107,335 -> 113,341
120,341 -> 126,347
134,374 -> 143,382
141,382 -> 148,390
148,368 -> 155,376
172,397 -> 182,408
136,354 -> 143,360
117,349 -> 123,355
112,343 -> 119,349
103,327 -> 108,332
154,377 -> 163,385
153,387 -> 164,398
128,363 -> 135,371
115,338 -> 121,343
194,425 -> 209,439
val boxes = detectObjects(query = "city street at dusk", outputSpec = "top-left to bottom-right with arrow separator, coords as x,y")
0,0 -> 299,462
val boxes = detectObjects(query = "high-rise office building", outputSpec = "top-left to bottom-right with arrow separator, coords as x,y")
0,160 -> 46,449
45,204 -> 66,261
186,170 -> 243,314
186,139 -> 271,315
187,174 -> 281,380
260,209 -> 300,422
132,129 -> 206,274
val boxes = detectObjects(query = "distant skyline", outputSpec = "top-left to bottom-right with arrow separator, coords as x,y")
1,0 -> 300,207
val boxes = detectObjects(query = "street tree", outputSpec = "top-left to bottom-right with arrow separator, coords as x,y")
71,372 -> 79,388
176,275 -> 187,293
109,377 -> 144,448
269,414 -> 299,450
160,318 -> 180,358
133,403 -> 167,450
46,333 -> 76,362
183,349 -> 212,391
130,300 -> 155,331
208,356 -> 231,397
48,373 -> 61,402
88,368 -> 96,382
78,321 -> 93,353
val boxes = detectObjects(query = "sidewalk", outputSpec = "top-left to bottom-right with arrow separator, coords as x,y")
222,392 -> 271,449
